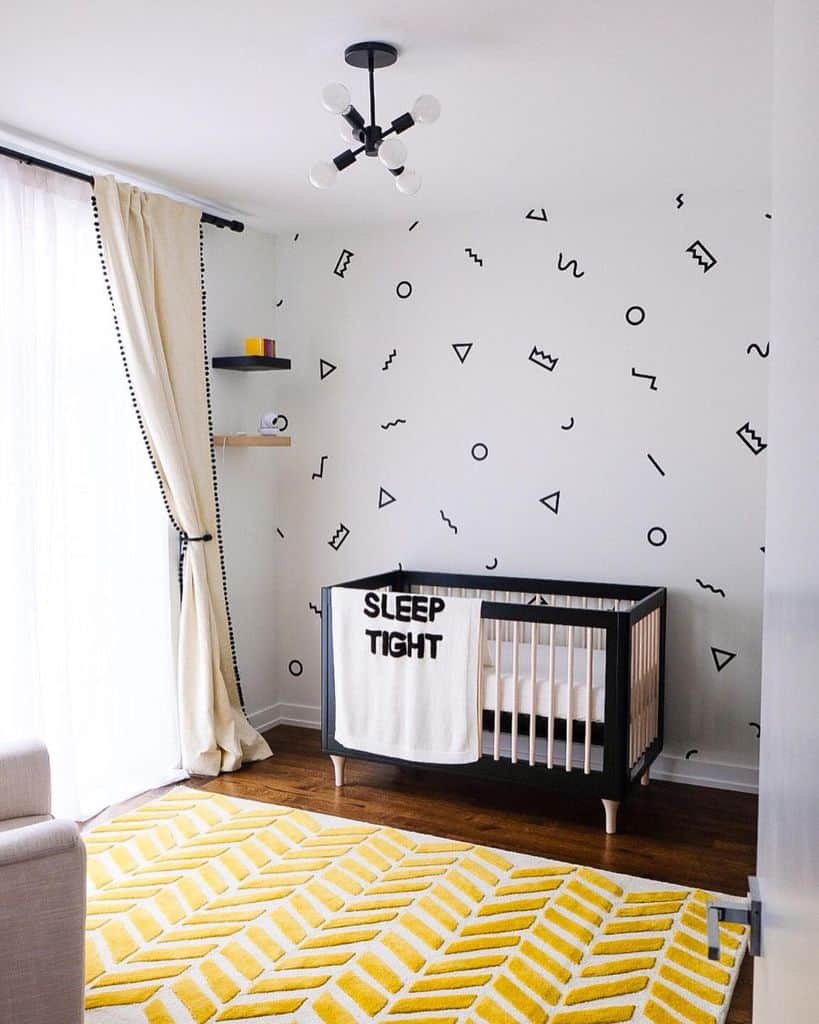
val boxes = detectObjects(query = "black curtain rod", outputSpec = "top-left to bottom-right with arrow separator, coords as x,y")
0,144 -> 244,233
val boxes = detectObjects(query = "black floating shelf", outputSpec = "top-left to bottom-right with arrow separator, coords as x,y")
212,356 -> 291,372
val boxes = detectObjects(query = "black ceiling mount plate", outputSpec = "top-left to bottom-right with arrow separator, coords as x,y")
344,41 -> 398,69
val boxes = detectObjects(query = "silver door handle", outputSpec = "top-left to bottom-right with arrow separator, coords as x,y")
706,875 -> 761,960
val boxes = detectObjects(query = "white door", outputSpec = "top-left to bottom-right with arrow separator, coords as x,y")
753,1 -> 819,1019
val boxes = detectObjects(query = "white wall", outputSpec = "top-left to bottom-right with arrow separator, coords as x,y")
204,224 -> 282,720
267,192 -> 770,789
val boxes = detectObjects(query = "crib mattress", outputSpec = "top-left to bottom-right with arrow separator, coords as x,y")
482,640 -> 607,722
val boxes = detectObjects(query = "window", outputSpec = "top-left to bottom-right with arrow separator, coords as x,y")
0,160 -> 184,819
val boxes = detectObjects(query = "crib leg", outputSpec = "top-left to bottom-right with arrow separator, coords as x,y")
641,767 -> 650,787
330,755 -> 346,788
601,799 -> 620,835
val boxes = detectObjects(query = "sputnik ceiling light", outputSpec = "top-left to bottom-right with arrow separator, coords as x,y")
309,41 -> 440,196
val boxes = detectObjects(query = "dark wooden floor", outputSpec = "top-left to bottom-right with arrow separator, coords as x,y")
194,725 -> 757,1022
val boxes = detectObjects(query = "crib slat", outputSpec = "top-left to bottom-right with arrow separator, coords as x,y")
510,620 -> 520,764
529,619 -> 538,766
584,625 -> 593,774
565,597 -> 574,773
547,622 -> 556,769
493,617 -> 502,761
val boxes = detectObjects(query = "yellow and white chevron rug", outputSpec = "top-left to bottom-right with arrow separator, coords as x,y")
84,787 -> 747,1024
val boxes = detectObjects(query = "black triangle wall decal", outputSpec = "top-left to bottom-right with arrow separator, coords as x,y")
378,486 -> 397,509
525,207 -> 549,221
320,358 -> 337,380
539,490 -> 561,514
452,342 -> 474,365
711,647 -> 737,672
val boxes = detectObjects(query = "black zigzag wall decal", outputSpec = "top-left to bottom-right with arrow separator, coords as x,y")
529,347 -> 558,371
737,422 -> 767,455
632,368 -> 659,391
464,247 -> 483,266
685,240 -> 717,273
333,249 -> 354,277
382,349 -> 398,371
328,522 -> 350,550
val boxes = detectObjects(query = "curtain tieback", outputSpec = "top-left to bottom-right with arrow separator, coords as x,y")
181,532 -> 213,542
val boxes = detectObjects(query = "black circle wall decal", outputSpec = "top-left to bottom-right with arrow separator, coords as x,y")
647,526 -> 668,547
625,305 -> 646,326
288,659 -> 304,677
471,442 -> 488,461
396,280 -> 413,299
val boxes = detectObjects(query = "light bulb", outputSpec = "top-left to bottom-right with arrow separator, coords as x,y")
321,82 -> 351,115
378,137 -> 407,170
339,122 -> 362,147
411,94 -> 441,125
395,169 -> 422,196
309,161 -> 338,190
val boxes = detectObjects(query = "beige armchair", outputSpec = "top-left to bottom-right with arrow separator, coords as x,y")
0,739 -> 86,1024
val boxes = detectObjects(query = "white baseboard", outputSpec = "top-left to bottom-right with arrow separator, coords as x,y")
650,753 -> 758,794
248,702 -> 321,733
247,703 -> 758,794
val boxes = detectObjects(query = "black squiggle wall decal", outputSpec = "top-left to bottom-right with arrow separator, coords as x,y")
485,557 -> 498,570
560,417 -> 575,431
440,510 -> 458,534
380,418 -> 406,430
696,579 -> 726,598
557,252 -> 584,278
746,342 -> 770,358
675,193 -> 684,209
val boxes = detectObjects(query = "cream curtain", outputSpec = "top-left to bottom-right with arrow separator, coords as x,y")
93,176 -> 271,775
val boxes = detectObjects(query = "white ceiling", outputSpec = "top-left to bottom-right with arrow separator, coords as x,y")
0,1 -> 771,232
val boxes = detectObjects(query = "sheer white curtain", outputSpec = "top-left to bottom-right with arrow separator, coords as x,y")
0,160 -> 186,820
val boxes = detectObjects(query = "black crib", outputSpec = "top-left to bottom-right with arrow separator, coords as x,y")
321,569 -> 666,834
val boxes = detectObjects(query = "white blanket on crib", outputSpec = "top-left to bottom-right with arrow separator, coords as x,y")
331,587 -> 482,763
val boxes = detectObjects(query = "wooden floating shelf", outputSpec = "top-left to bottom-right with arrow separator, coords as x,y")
212,356 -> 291,372
213,435 -> 292,447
